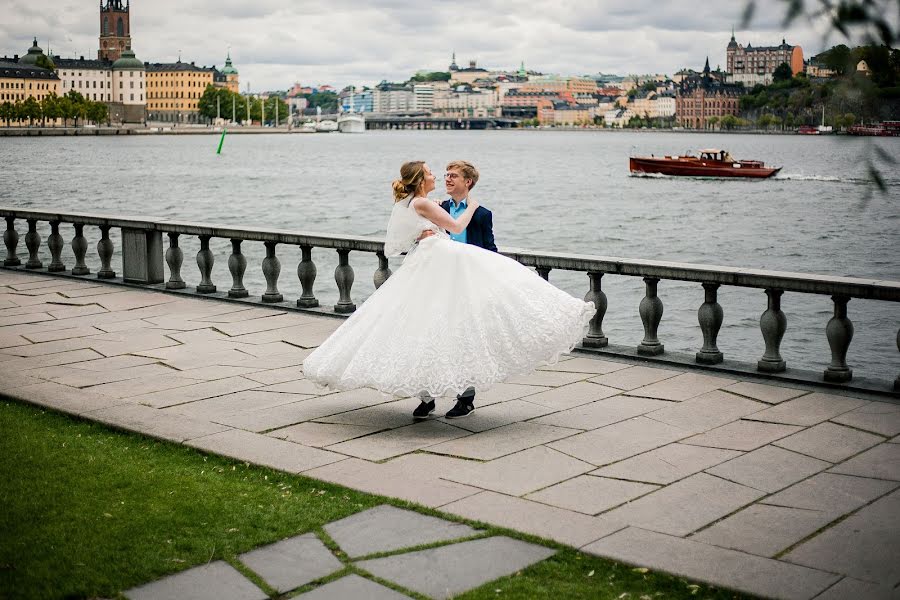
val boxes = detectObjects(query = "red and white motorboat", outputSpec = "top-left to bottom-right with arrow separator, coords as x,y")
629,149 -> 782,178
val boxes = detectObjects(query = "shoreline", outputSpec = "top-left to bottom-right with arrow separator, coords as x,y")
0,126 -> 845,137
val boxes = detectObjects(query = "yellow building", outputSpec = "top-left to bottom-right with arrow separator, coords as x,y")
523,76 -> 597,95
1,40 -> 60,105
145,61 -> 214,123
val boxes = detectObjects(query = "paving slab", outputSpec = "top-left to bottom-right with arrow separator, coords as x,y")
721,381 -> 809,404
324,504 -> 477,558
707,445 -> 831,493
591,443 -> 742,485
440,491 -> 624,548
829,443 -> 900,481
443,445 -> 595,496
548,416 -> 691,466
762,473 -> 899,516
645,390 -> 768,434
4,380 -> 125,416
538,357 -> 630,374
124,560 -> 267,600
48,363 -> 177,389
269,422 -> 383,447
588,365 -> 681,390
327,420 -> 470,461
811,577 -> 896,600
243,367 -> 307,385
624,372 -> 737,402
583,527 -> 840,600
437,398 -> 556,432
516,380 -> 620,411
602,472 -> 765,536
831,401 -> 900,437
682,419 -> 803,451
530,394 -> 671,430
783,489 -> 900,586
526,475 -> 659,515
86,403 -> 231,443
474,382 -> 551,404
187,429 -> 344,473
356,536 -> 555,600
238,533 -> 343,593
505,370 -> 590,387
746,392 -> 870,427
691,503 -> 836,557
257,378 -> 329,395
316,400 -> 423,430
774,422 -> 884,463
201,393 -> 381,432
294,574 -> 413,600
426,421 -> 578,460
131,377 -> 260,409
155,390 -> 300,420
305,457 -> 481,508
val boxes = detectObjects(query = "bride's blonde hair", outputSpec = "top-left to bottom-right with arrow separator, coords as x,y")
392,161 -> 427,202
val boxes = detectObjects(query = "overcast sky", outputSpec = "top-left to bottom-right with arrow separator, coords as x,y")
1,0 -> 866,92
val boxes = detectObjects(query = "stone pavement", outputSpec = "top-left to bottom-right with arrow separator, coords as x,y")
125,504 -> 553,599
2,270 -> 899,600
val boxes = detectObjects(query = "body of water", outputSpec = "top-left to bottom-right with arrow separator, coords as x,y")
1,130 -> 898,381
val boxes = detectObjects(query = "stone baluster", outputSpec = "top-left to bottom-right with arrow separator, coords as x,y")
758,288 -> 787,372
824,295 -> 853,383
297,245 -> 319,308
582,271 -> 608,348
227,239 -> 248,298
70,223 -> 90,275
696,283 -> 724,364
164,232 -> 185,289
3,217 -> 20,266
196,235 -> 216,293
96,225 -> 115,278
334,248 -> 356,313
47,221 -> 65,272
374,251 -> 392,289
895,329 -> 899,392
637,277 -> 664,355
261,241 -> 283,303
536,266 -> 551,281
24,219 -> 42,269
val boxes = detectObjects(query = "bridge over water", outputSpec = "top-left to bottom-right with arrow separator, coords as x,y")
2,207 -> 899,599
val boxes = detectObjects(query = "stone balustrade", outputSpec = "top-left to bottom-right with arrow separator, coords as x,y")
3,207 -> 899,394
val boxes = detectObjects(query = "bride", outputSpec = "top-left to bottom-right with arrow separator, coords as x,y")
302,161 -> 594,414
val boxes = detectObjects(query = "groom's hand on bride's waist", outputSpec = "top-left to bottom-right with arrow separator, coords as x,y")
416,230 -> 436,242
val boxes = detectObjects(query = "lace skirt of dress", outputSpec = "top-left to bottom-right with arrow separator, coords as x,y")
302,236 -> 595,397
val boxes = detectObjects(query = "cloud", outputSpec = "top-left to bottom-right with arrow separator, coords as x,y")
1,0 -> 850,91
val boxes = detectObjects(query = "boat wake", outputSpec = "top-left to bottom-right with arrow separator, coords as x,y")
774,173 -> 871,184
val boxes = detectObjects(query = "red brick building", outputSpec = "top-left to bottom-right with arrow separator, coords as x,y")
676,58 -> 744,129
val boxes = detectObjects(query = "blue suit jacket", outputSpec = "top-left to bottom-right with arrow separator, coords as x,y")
440,200 -> 497,252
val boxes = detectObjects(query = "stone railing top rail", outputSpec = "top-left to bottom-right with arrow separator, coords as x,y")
2,206 -> 898,302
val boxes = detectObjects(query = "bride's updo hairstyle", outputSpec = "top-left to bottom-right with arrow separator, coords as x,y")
392,161 -> 427,202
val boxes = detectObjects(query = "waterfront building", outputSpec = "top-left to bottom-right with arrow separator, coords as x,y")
499,89 -> 560,118
0,57 -> 59,105
433,86 -> 498,117
449,57 -> 489,85
413,83 -> 435,111
213,51 -> 239,93
340,88 -> 373,113
537,100 -> 591,125
676,58 -> 743,129
98,0 -> 131,62
805,61 -> 837,78
522,75 -> 598,95
604,107 -> 635,127
145,61 -> 214,123
726,32 -> 804,86
372,81 -> 414,113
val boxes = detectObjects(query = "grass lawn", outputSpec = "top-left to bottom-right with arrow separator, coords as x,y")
0,399 -> 752,599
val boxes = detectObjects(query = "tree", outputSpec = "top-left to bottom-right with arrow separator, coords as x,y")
706,115 -> 720,129
409,72 -> 451,82
843,112 -> 857,128
720,114 -> 739,130
56,95 -> 73,127
86,101 -> 108,125
773,62 -> 793,83
757,114 -> 773,129
21,97 -> 41,126
0,101 -> 12,126
41,93 -> 60,127
35,54 -> 56,71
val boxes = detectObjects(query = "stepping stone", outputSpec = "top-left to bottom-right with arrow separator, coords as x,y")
356,536 -> 555,600
125,560 -> 267,600
325,505 -> 477,558
238,533 -> 343,593
295,574 -> 412,599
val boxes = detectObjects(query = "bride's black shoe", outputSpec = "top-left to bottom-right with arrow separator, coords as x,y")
413,399 -> 436,419
445,399 -> 475,419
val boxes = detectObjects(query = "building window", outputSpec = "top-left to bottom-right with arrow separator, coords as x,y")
119,94 -> 123,101
130,93 -> 134,101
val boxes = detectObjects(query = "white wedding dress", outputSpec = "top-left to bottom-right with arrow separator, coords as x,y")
302,197 -> 595,397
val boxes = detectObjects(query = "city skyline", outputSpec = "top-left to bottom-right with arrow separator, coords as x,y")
2,0 -> 855,92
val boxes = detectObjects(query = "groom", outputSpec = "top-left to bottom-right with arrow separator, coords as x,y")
413,160 -> 497,420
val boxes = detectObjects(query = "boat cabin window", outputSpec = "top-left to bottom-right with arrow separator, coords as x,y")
700,150 -> 731,161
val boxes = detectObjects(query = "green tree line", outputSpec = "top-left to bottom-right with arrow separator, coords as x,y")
197,86 -> 290,124
0,90 -> 108,127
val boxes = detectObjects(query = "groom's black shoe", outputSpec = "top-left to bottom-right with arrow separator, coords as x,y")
445,399 -> 475,419
413,399 -> 436,419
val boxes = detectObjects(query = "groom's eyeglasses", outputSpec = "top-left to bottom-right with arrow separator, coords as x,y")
444,173 -> 461,180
